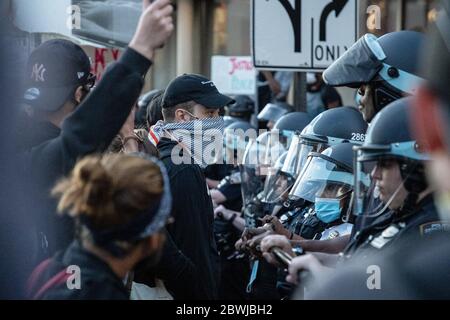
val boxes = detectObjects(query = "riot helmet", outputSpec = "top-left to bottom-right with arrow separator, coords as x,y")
222,120 -> 257,165
257,101 -> 293,125
354,98 -> 430,219
283,106 -> 368,179
224,95 -> 255,122
323,31 -> 426,113
273,112 -> 312,148
288,143 -> 363,225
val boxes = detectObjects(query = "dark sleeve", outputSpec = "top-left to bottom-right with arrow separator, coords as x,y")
155,229 -> 200,299
321,86 -> 342,107
218,182 -> 242,202
167,166 -> 214,244
24,48 -> 152,186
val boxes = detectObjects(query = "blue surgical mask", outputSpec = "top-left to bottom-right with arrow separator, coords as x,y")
315,198 -> 342,223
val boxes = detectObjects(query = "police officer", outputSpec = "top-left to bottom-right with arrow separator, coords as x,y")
272,111 -> 312,149
224,95 -> 255,126
213,120 -> 256,299
323,31 -> 426,122
287,143 -> 360,240
258,112 -> 312,214
237,108 -> 366,300
299,32 -> 429,257
342,97 -> 439,259
212,121 -> 256,212
284,98 -> 442,297
243,106 -> 367,248
300,3 -> 450,299
257,101 -> 293,130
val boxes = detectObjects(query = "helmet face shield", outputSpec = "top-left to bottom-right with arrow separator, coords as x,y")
353,146 -> 421,217
289,154 -> 354,203
240,132 -> 286,204
281,134 -> 328,181
221,126 -> 256,164
323,34 -> 386,88
257,103 -> 288,122
260,152 -> 295,204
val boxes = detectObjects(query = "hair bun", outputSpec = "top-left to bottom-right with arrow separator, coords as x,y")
75,158 -> 114,214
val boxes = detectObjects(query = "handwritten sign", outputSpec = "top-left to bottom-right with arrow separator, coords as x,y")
211,56 -> 256,95
82,47 -> 121,81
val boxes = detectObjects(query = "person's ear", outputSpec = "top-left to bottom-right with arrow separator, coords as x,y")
74,86 -> 85,104
175,109 -> 189,122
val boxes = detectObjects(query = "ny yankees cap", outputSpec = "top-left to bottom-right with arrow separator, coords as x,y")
162,74 -> 234,109
23,39 -> 93,112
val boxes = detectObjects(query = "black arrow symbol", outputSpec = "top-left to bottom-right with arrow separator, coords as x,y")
278,0 -> 302,52
319,0 -> 348,42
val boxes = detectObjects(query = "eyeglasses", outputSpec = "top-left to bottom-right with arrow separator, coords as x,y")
84,73 -> 97,90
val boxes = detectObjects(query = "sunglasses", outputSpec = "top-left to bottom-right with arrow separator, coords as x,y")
84,73 -> 97,90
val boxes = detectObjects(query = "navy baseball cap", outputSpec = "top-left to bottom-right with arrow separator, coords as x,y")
162,74 -> 234,109
23,39 -> 93,112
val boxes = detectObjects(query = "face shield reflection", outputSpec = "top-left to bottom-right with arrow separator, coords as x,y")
289,154 -> 354,203
240,132 -> 286,205
257,103 -> 288,122
354,156 -> 408,218
260,152 -> 296,204
221,127 -> 256,165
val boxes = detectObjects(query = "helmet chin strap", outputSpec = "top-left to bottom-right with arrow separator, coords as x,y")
365,182 -> 405,218
373,82 -> 403,114
397,161 -> 428,218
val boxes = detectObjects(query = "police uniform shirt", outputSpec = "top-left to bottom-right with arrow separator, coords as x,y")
282,204 -> 328,240
320,223 -> 353,240
348,194 -> 444,260
217,169 -> 243,212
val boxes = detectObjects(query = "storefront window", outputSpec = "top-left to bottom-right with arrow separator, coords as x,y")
212,0 -> 251,56
359,0 -> 441,37
359,0 -> 402,36
404,0 -> 441,31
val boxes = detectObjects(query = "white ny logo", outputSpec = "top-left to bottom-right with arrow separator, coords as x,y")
31,64 -> 46,82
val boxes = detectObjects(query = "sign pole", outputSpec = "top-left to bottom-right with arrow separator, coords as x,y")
293,72 -> 307,112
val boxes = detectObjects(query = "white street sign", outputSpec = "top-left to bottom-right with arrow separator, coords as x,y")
252,0 -> 359,71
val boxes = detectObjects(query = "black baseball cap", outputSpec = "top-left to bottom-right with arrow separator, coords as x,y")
162,74 -> 234,109
23,39 -> 93,112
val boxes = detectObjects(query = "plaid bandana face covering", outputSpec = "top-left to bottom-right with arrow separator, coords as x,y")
149,117 -> 225,168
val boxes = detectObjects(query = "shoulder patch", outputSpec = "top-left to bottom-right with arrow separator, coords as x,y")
419,221 -> 450,236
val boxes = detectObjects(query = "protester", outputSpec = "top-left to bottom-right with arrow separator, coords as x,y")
305,73 -> 342,118
148,73 -> 234,299
26,154 -> 171,299
18,0 -> 174,263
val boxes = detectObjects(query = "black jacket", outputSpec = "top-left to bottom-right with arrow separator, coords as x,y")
28,241 -> 129,300
158,138 -> 220,299
134,228 -> 199,300
18,48 -> 152,260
